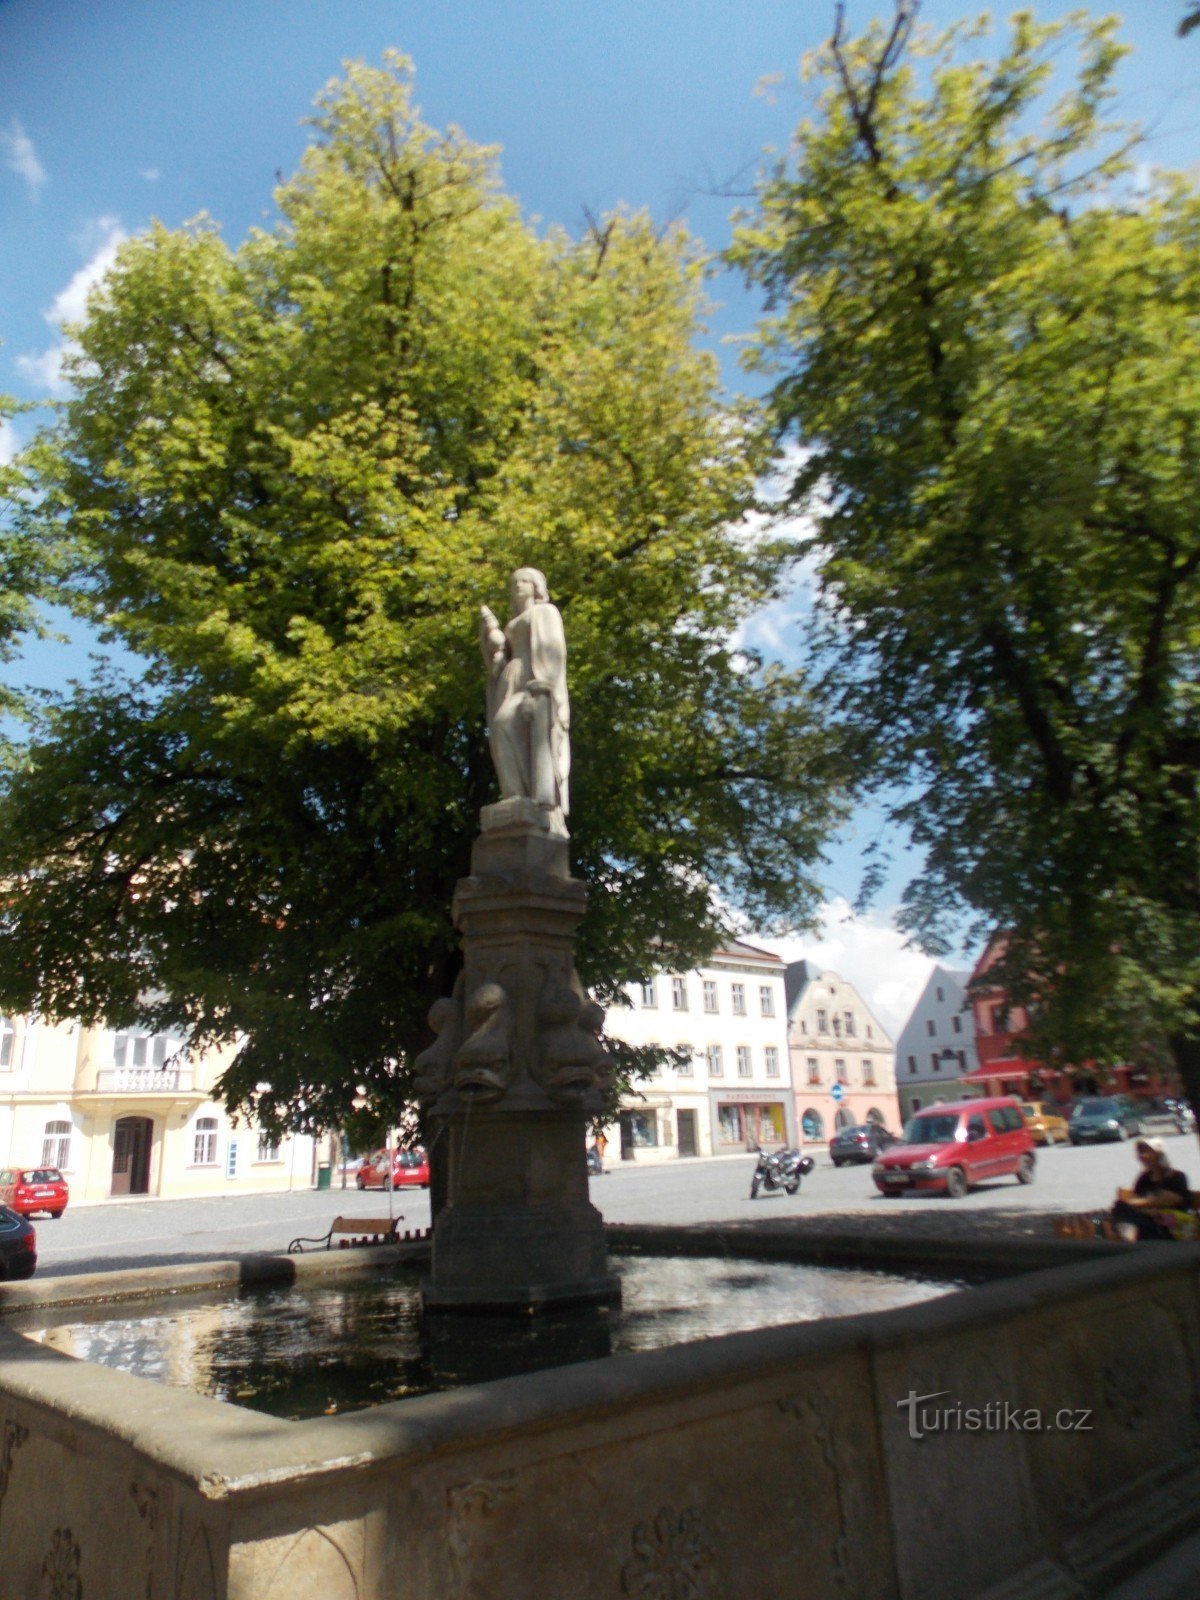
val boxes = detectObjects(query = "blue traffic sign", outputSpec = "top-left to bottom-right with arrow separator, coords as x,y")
831,1083 -> 845,1103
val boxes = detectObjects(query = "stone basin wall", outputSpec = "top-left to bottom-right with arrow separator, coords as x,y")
0,1236 -> 1195,1600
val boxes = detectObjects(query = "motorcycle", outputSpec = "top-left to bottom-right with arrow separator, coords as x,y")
749,1145 -> 815,1199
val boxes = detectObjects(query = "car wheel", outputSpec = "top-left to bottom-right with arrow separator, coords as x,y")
750,1176 -> 761,1199
355,1173 -> 366,1190
50,1209 -> 63,1219
831,1158 -> 844,1168
945,1167 -> 969,1200
1016,1154 -> 1035,1185
881,1189 -> 901,1198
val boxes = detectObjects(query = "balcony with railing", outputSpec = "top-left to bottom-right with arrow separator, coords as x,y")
94,1065 -> 195,1094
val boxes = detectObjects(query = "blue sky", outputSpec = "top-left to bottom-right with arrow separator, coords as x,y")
0,0 -> 1196,1028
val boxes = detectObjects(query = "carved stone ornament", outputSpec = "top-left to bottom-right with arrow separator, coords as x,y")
0,1417 -> 28,1519
621,1506 -> 717,1600
40,1527 -> 83,1600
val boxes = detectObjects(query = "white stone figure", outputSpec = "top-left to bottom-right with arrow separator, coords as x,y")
480,568 -> 570,820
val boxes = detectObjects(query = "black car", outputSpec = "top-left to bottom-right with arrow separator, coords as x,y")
1068,1097 -> 1143,1145
829,1123 -> 898,1166
0,1205 -> 36,1279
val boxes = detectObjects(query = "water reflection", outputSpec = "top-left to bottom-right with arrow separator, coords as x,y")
22,1256 -> 964,1420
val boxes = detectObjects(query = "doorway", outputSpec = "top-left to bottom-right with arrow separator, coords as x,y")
677,1109 -> 698,1157
111,1116 -> 153,1196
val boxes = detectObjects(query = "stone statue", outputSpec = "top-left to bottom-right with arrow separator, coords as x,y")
480,568 -> 570,820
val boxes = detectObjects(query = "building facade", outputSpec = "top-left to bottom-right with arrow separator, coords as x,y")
784,962 -> 901,1142
0,1012 -> 315,1204
602,941 -> 795,1161
893,966 -> 979,1122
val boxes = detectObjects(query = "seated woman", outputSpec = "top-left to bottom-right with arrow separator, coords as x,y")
1111,1138 -> 1195,1241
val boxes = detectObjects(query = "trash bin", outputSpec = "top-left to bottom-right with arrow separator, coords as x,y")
316,1163 -> 332,1190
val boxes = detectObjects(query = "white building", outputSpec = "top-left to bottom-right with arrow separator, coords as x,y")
784,962 -> 902,1142
0,1012 -> 316,1203
602,941 -> 795,1161
893,965 -> 979,1122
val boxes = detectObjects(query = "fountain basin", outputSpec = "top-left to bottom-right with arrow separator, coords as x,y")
0,1228 -> 1195,1600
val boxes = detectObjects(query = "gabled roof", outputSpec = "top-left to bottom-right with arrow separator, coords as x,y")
783,959 -> 820,1012
715,938 -> 783,965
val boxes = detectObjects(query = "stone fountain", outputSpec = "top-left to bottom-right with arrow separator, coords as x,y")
414,567 -> 617,1318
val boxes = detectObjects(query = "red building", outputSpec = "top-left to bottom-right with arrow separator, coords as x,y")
956,936 -> 1173,1108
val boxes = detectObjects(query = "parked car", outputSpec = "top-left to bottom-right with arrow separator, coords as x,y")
1137,1097 -> 1196,1135
1068,1097 -> 1143,1144
0,1167 -> 68,1219
829,1124 -> 898,1166
0,1206 -> 36,1279
355,1147 -> 430,1190
872,1096 -> 1035,1199
1020,1101 -> 1071,1147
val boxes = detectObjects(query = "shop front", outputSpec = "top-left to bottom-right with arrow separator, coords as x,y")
709,1088 -> 794,1151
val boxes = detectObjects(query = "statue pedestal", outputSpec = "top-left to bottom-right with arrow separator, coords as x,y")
417,815 -> 617,1315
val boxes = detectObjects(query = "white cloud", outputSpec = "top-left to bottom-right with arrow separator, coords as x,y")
140,168 -> 161,183
0,417 -> 18,467
16,220 -> 128,396
0,118 -> 46,197
753,899 -> 943,1041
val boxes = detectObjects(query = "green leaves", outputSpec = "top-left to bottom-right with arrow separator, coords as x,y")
731,10 -> 1200,1087
1,55 -> 844,1133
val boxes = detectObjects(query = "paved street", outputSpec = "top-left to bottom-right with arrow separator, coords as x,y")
22,1129 -> 1200,1278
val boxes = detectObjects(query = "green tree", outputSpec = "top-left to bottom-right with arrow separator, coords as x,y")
729,8 -> 1200,1106
0,388 -> 45,724
1,54 -> 844,1136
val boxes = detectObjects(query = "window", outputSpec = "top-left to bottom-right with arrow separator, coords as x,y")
801,1108 -> 825,1141
835,1059 -> 848,1084
731,983 -> 746,1016
765,1046 -> 780,1078
992,1005 -> 1008,1032
816,1008 -> 828,1033
957,1050 -> 966,1068
645,1041 -> 660,1077
113,1030 -> 175,1071
844,1011 -> 855,1036
866,1025 -> 873,1040
702,980 -> 718,1014
936,986 -> 944,1003
926,1019 -> 937,1037
760,986 -> 774,1018
931,1053 -> 941,1072
907,1055 -> 917,1074
706,1044 -> 723,1077
675,1043 -> 693,1077
717,1105 -> 745,1144
671,977 -> 688,1012
640,978 -> 657,1008
806,1057 -> 820,1085
736,1045 -> 752,1078
952,1014 -> 962,1034
626,1111 -> 659,1148
256,1133 -> 281,1162
862,1059 -> 876,1086
226,1139 -> 240,1179
0,1018 -> 14,1070
192,1116 -> 219,1165
41,1120 -> 70,1169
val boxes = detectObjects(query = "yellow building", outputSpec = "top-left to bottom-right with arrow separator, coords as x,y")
0,1012 -> 315,1203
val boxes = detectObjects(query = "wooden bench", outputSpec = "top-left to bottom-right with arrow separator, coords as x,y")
287,1215 -> 403,1254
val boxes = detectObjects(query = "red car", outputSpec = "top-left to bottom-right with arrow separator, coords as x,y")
872,1097 -> 1035,1199
0,1167 -> 69,1219
355,1148 -> 429,1190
